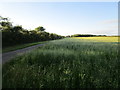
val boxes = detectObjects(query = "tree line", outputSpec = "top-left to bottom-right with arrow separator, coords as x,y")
69,34 -> 106,37
0,16 -> 64,47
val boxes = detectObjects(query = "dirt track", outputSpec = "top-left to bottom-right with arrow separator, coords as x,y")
2,44 -> 45,64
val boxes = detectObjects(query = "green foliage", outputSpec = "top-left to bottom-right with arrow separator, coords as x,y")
12,25 -> 23,33
3,38 -> 119,88
71,34 -> 106,37
35,26 -> 45,32
0,16 -> 12,30
1,16 -> 64,47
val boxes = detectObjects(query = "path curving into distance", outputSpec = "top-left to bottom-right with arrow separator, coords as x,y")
2,44 -> 46,64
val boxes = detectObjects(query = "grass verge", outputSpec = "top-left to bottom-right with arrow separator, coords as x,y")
2,41 -> 49,53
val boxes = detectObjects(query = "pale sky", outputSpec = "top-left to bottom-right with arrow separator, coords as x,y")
0,2 -> 118,36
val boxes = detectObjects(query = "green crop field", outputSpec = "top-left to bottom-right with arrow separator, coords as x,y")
2,37 -> 119,88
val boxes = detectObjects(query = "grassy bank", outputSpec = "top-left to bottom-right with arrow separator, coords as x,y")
3,37 -> 119,88
2,41 -> 49,53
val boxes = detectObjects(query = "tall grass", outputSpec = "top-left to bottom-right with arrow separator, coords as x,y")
3,37 -> 119,88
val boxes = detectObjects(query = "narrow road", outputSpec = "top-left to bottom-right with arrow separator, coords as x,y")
2,44 -> 45,64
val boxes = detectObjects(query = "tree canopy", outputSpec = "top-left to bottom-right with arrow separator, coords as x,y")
1,16 -> 64,47
35,26 -> 45,32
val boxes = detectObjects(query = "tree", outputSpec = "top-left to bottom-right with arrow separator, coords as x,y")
1,16 -> 64,47
12,25 -> 23,33
35,26 -> 45,32
0,16 -> 12,30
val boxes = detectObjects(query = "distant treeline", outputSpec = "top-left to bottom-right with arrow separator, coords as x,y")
67,34 -> 106,37
0,16 -> 64,47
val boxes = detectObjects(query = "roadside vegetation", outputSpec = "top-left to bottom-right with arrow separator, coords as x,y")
2,41 -> 49,53
0,16 -> 64,48
3,37 -> 119,88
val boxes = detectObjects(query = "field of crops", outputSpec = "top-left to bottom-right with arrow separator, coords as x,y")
73,36 -> 119,42
3,37 -> 119,88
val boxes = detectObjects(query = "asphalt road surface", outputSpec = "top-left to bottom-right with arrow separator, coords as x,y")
2,44 -> 45,64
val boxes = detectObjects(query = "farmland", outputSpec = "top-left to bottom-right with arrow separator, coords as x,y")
2,37 -> 119,88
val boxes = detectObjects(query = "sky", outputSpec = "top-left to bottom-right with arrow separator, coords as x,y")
0,2 -> 118,36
